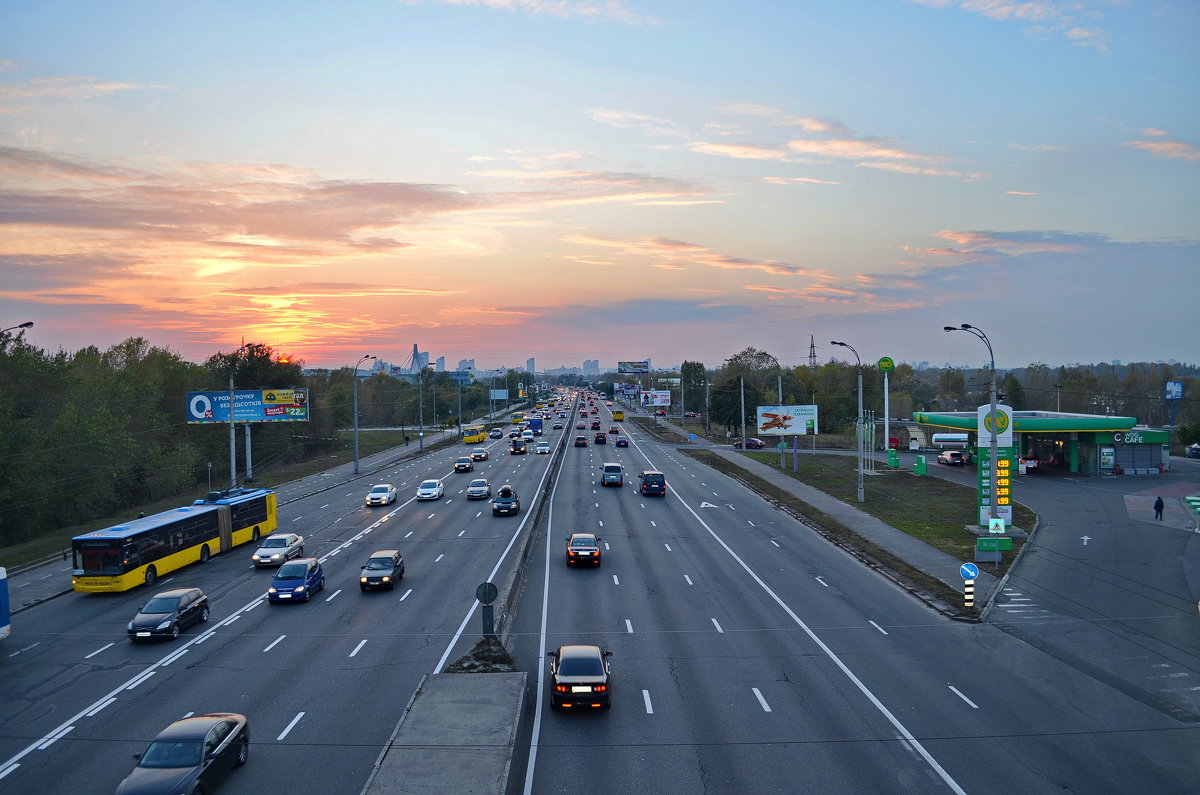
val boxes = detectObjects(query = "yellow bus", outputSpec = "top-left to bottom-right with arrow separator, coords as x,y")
510,411 -> 526,426
463,424 -> 487,444
613,409 -> 625,421
71,488 -> 278,592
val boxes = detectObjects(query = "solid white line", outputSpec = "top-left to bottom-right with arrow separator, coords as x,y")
711,618 -> 724,633
84,642 -> 114,660
36,725 -> 73,751
427,514 -> 435,519
326,589 -> 341,602
642,690 -> 654,714
277,712 -> 305,741
613,575 -> 620,585
0,763 -> 20,780
625,619 -> 634,633
948,685 -> 979,709
752,688 -> 772,712
684,575 -> 694,585
400,589 -> 412,601
815,576 -> 829,587
263,635 -> 286,653
869,620 -> 889,635
349,639 -> 368,658
85,697 -> 116,717
435,554 -> 444,562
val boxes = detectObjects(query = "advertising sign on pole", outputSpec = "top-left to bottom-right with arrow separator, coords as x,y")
640,390 -> 671,407
186,389 -> 309,424
489,389 -> 509,401
755,405 -> 818,436
618,361 -> 650,374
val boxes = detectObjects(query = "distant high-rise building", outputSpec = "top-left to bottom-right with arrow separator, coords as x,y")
418,351 -> 430,369
457,358 -> 475,371
435,356 -> 446,372
583,359 -> 600,376
526,357 -> 536,374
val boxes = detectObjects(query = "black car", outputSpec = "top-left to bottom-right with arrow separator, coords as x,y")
510,439 -> 527,455
492,485 -> 521,516
574,436 -> 588,447
594,432 -> 607,444
359,549 -> 404,591
566,532 -> 603,566
128,588 -> 210,642
639,470 -> 666,497
116,712 -> 249,795
734,437 -> 767,449
547,645 -> 612,709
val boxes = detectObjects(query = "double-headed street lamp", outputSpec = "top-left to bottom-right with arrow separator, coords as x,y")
944,323 -> 998,521
831,340 -> 865,503
353,355 -> 377,475
229,343 -> 264,490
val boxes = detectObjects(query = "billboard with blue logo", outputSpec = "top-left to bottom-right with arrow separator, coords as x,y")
186,389 -> 309,424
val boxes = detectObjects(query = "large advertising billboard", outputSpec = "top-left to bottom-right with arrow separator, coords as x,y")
489,389 -> 510,401
618,361 -> 650,374
186,389 -> 309,424
641,390 -> 671,407
755,405 -> 818,435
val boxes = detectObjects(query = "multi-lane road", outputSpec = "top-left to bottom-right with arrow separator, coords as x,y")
1,395 -> 1197,793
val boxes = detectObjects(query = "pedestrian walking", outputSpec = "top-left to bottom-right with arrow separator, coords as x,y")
1153,496 -> 1164,520
404,435 -> 410,446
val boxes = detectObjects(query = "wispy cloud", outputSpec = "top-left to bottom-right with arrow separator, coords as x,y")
563,233 -> 807,276
586,108 -> 686,138
905,0 -> 1111,52
1124,136 -> 1200,161
0,73 -> 163,114
436,0 -> 654,24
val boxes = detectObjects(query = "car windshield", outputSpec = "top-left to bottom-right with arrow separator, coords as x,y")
420,480 -> 438,489
141,597 -> 179,613
260,537 -> 287,548
644,474 -> 665,484
276,562 -> 307,579
140,739 -> 203,768
558,655 -> 604,676
571,537 -> 596,547
365,558 -> 392,570
470,480 -> 487,488
370,486 -> 389,493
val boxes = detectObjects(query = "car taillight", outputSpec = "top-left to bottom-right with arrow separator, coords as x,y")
593,684 -> 608,692
555,684 -> 570,693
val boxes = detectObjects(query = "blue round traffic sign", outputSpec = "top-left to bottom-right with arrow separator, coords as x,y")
960,563 -> 979,580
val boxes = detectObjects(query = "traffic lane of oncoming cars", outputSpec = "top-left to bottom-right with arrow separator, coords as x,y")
251,532 -> 305,567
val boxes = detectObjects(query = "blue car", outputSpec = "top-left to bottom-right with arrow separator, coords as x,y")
268,557 -> 325,603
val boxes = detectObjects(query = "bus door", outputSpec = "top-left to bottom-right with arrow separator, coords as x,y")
218,508 -> 233,552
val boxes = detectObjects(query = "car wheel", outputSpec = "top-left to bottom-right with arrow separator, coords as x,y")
198,606 -> 210,623
192,785 -> 206,795
297,546 -> 304,556
168,623 -> 179,640
235,736 -> 249,766
144,566 -> 157,587
318,577 -> 326,592
199,545 -> 210,563
303,590 -> 311,602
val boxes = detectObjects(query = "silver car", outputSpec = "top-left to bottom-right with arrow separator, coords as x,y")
416,479 -> 444,500
466,478 -> 492,500
252,532 -> 305,568
365,483 -> 397,506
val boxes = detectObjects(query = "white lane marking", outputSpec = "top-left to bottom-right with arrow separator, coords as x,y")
85,698 -> 116,717
625,619 -> 634,633
948,686 -> 979,709
277,712 -> 305,741
160,648 -> 189,667
728,505 -> 737,511
194,630 -> 215,645
400,589 -> 412,601
747,521 -> 756,527
684,575 -> 694,585
598,520 -> 604,527
770,540 -> 780,548
711,618 -> 724,634
263,635 -> 286,653
84,642 -> 115,660
125,671 -> 155,690
326,589 -> 341,602
612,575 -> 620,585
36,725 -> 73,751
458,530 -> 466,537
752,688 -> 772,712
0,763 -> 20,780
435,554 -> 445,562
604,541 -> 610,550
595,502 -> 599,508
642,690 -> 654,714
815,576 -> 829,587
349,639 -> 368,658
650,521 -> 657,527
475,511 -> 482,518
320,504 -> 329,509
405,531 -> 414,538
664,543 -> 672,552
427,514 -> 436,519
869,621 -> 889,635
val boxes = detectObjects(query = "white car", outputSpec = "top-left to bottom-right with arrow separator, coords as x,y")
416,479 -> 444,500
466,478 -> 492,500
536,442 -> 551,454
365,484 -> 397,506
252,533 -> 305,568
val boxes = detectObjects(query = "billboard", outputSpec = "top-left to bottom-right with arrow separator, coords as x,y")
641,390 -> 671,407
618,361 -> 650,374
186,389 -> 309,424
489,389 -> 510,401
616,383 -> 640,396
755,405 -> 818,435
1166,381 -> 1183,400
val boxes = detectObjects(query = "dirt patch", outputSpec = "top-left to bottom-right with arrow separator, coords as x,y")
443,636 -> 518,673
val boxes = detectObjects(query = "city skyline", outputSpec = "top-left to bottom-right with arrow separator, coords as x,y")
1,1 -> 1197,370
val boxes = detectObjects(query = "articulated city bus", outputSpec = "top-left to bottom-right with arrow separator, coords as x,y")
462,424 -> 487,444
0,567 -> 10,641
71,488 -> 278,592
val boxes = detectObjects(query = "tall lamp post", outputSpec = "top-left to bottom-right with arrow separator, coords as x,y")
1,321 -> 34,334
945,323 -> 998,521
353,355 -> 377,475
831,340 -> 864,503
229,343 -> 263,490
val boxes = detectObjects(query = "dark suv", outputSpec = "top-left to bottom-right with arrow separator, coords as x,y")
492,485 -> 521,516
359,550 -> 404,591
510,439 -> 527,455
128,587 -> 210,641
639,470 -> 666,497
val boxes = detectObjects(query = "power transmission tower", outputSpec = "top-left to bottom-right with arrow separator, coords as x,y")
808,335 -> 818,369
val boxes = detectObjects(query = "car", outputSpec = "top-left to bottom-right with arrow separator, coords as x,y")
606,401 -> 613,406
552,422 -> 563,430
268,557 -> 325,603
594,432 -> 607,444
471,448 -> 490,461
639,470 -> 666,497
734,437 -> 767,449
614,436 -> 629,448
365,483 -> 397,506
115,712 -> 249,795
453,456 -> 474,473
1020,455 -> 1039,471
466,478 -> 492,499
127,587 -> 210,642
937,450 -> 966,465
508,429 -> 520,438
536,442 -> 551,454
600,462 -> 623,486
416,479 -> 444,500
359,549 -> 404,591
510,439 -> 527,455
609,425 -> 620,434
522,430 -> 535,441
683,411 -> 699,418
489,428 -> 504,439
574,436 -> 589,447
590,421 -> 601,430
492,485 -> 520,516
251,532 -> 305,567
566,532 -> 603,566
575,422 -> 586,430
1187,443 -> 1200,459
654,409 -> 666,416
547,645 -> 612,709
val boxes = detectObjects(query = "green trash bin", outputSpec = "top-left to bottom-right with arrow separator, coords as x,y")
913,455 -> 927,475
888,449 -> 899,467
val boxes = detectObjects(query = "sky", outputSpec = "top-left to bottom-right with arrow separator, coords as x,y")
1,0 -> 1197,373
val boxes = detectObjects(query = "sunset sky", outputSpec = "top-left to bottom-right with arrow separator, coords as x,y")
1,0 -> 1197,372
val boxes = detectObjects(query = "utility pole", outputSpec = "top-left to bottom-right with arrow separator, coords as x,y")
740,376 -> 747,446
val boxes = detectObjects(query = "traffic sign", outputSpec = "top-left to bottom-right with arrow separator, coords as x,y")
977,538 -> 1013,551
989,517 -> 1006,534
877,356 -> 895,372
960,562 -> 979,580
688,434 -> 696,440
475,581 -> 498,605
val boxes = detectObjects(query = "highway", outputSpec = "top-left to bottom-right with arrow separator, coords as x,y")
1,393 -> 1197,793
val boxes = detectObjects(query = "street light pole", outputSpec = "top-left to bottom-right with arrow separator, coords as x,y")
1,321 -> 34,334
945,323 -> 998,521
353,355 -> 377,475
831,341 -> 864,503
228,343 -> 263,490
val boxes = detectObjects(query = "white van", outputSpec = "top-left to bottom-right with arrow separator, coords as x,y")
601,462 -> 623,487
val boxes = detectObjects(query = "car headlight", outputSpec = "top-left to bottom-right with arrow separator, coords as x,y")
127,622 -> 133,630
268,587 -> 277,594
295,586 -> 306,593
271,553 -> 282,560
156,619 -> 172,630
360,576 -> 368,583
381,576 -> 391,582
